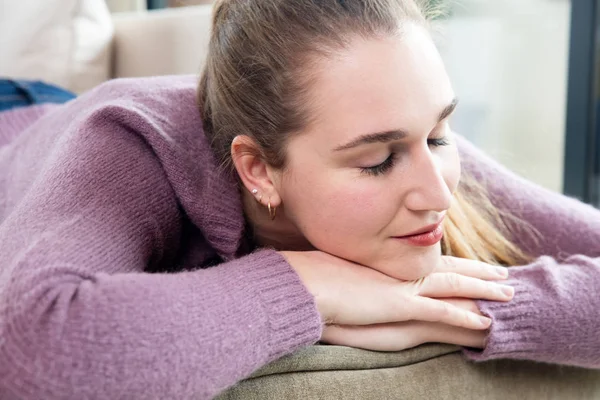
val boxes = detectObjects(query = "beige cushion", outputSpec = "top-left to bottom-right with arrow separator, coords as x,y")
218,344 -> 600,399
0,0 -> 113,93
111,6 -> 213,79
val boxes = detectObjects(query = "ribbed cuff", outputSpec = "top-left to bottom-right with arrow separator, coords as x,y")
235,249 -> 323,361
463,257 -> 600,369
463,274 -> 542,362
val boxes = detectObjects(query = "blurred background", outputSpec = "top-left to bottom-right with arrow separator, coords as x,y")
1,0 -> 598,206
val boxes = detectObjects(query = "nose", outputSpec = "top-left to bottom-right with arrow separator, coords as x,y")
403,144 -> 453,213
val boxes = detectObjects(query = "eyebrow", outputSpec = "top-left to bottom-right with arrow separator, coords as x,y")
333,97 -> 459,152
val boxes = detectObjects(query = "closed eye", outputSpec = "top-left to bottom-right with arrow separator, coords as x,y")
360,137 -> 449,177
360,153 -> 397,176
428,137 -> 450,147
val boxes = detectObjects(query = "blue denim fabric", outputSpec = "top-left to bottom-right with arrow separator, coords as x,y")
0,79 -> 76,112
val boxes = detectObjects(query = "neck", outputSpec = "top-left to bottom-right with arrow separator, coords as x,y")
241,190 -> 314,251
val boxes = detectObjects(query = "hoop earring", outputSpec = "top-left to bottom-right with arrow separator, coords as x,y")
268,201 -> 277,221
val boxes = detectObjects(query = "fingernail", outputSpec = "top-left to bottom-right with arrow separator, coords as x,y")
495,267 -> 509,278
501,285 -> 514,298
479,316 -> 492,327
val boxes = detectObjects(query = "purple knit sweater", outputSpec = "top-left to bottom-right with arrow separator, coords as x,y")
0,75 -> 598,399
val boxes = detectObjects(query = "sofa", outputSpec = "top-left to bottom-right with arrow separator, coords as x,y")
0,1 -> 212,94
111,5 -> 213,81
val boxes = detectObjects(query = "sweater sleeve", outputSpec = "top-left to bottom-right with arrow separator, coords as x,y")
0,114 -> 322,399
456,135 -> 600,368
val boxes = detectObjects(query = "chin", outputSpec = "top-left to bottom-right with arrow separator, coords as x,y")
372,243 -> 442,281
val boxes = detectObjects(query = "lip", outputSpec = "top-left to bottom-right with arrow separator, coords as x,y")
393,217 -> 445,247
395,216 -> 446,238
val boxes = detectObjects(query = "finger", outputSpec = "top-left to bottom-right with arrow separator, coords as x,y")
407,296 -> 491,330
321,323 -> 424,351
414,321 -> 487,348
438,298 -> 482,315
419,272 -> 514,301
322,321 -> 486,351
437,256 -> 509,281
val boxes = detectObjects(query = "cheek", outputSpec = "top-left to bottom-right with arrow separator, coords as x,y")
326,185 -> 391,227
284,169 -> 395,241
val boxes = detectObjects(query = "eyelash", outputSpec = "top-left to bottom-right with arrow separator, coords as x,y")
360,137 -> 450,177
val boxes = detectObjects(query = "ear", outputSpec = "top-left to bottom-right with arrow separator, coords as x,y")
231,135 -> 282,207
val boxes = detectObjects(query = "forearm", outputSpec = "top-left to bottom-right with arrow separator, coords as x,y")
0,250 -> 322,400
464,255 -> 600,369
456,134 -> 600,260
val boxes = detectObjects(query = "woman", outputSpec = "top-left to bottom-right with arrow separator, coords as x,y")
0,0 -> 598,399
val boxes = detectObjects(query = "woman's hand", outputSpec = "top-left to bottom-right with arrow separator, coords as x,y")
322,298 -> 487,351
281,251 -> 512,350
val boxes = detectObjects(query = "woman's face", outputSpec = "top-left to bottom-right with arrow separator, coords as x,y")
275,24 -> 461,281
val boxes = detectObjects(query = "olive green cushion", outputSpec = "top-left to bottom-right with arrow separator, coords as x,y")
218,344 -> 600,399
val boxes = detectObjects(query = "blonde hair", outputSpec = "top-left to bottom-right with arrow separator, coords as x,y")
198,0 -> 532,266
442,174 -> 531,265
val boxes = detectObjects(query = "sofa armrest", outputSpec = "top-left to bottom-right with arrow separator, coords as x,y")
111,5 -> 213,78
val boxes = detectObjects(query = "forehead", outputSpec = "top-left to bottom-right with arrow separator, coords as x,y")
302,24 -> 454,141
